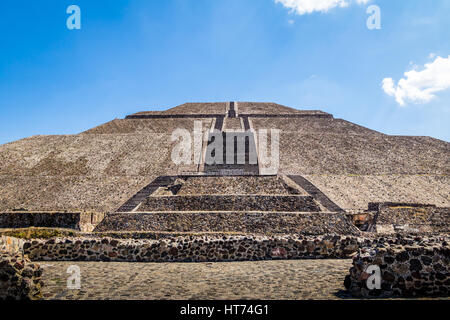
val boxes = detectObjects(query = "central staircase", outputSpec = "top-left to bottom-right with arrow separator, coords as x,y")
204,101 -> 259,175
204,131 -> 259,175
96,174 -> 360,236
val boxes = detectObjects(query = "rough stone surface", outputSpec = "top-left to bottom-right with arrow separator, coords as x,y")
1,102 -> 448,213
250,117 -> 381,135
83,118 -> 212,134
0,212 -> 105,232
176,176 -> 300,195
373,204 -> 449,234
39,259 -> 353,300
140,195 -> 321,212
23,234 -> 363,262
224,117 -> 242,130
0,252 -> 43,300
0,235 -> 24,253
345,235 -> 450,297
303,174 -> 450,210
130,102 -> 227,116
0,133 -> 198,212
94,211 -> 359,235
237,102 -> 329,116
278,134 -> 449,176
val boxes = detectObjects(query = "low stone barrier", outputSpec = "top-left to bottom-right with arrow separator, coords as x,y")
94,211 -> 360,235
0,252 -> 43,300
23,234 -> 361,262
140,195 -> 321,212
344,236 -> 449,297
0,212 -> 105,232
0,235 -> 43,300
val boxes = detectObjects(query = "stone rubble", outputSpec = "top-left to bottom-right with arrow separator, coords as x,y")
345,235 -> 449,297
0,251 -> 43,300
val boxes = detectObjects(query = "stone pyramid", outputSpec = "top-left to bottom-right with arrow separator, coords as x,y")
0,102 -> 448,235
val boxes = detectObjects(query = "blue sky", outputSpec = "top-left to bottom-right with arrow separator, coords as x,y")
0,0 -> 449,144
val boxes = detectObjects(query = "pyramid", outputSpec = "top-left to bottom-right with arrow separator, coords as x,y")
0,102 -> 448,235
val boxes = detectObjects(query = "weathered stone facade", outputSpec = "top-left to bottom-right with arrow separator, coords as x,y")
345,235 -> 449,297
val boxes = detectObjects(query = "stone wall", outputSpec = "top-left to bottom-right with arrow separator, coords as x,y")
0,235 -> 24,253
140,195 -> 321,212
23,235 -> 361,262
0,251 -> 43,300
371,203 -> 449,234
94,211 -> 360,235
0,235 -> 42,300
0,211 -> 105,232
345,236 -> 449,297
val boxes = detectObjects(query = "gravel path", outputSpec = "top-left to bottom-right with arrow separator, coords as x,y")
39,259 -> 353,300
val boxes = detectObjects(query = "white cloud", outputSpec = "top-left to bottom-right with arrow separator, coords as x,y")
275,0 -> 371,15
382,55 -> 450,106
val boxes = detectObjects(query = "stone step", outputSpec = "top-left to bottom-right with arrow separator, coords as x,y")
139,195 -> 320,212
214,116 -> 224,131
94,211 -> 360,235
242,116 -> 251,130
204,131 -> 259,175
228,101 -> 236,118
85,230 -> 249,239
116,176 -> 177,212
288,175 -> 344,212
203,166 -> 259,176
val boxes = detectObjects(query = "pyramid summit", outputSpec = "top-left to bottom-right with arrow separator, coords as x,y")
125,102 -> 331,117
